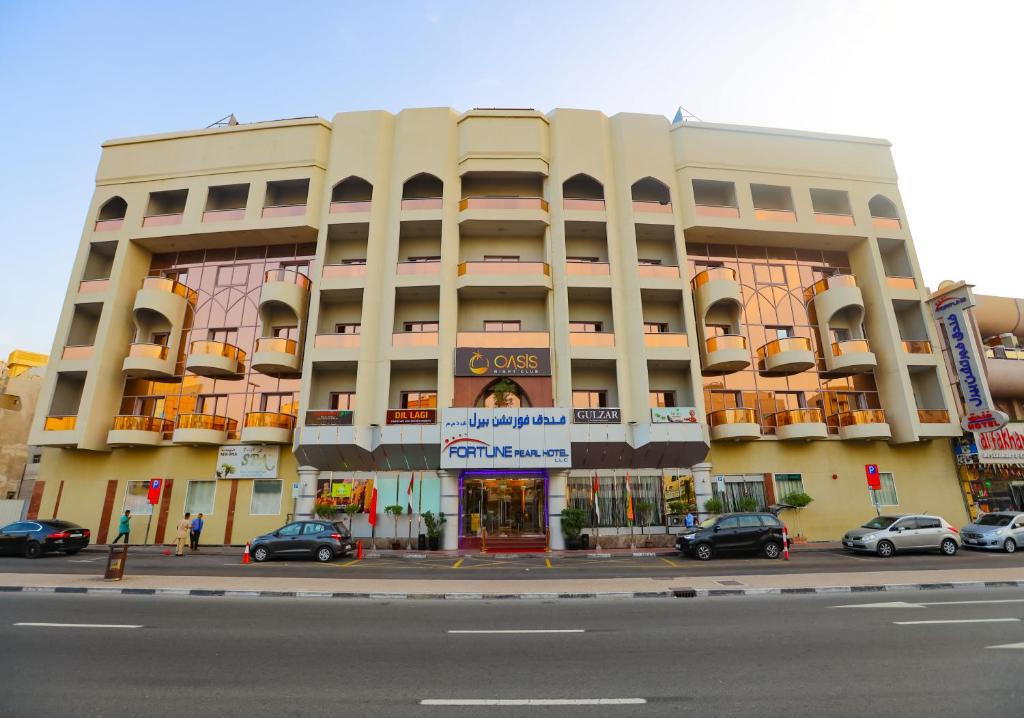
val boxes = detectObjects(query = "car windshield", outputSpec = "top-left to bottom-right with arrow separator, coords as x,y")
977,514 -> 1012,527
699,517 -> 718,529
862,516 -> 898,530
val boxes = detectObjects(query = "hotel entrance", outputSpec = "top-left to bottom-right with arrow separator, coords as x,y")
459,471 -> 548,551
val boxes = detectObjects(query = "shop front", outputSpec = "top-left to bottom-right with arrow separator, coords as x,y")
458,470 -> 548,550
954,427 -> 1024,517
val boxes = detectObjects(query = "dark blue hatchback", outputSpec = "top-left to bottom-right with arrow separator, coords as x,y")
0,519 -> 91,558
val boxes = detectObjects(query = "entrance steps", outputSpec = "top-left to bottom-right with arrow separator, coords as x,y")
481,534 -> 548,553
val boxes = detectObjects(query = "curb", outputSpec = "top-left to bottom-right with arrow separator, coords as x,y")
3,579 -> 1022,600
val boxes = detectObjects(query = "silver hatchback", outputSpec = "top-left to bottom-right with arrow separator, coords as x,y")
842,514 -> 962,558
960,512 -> 1024,553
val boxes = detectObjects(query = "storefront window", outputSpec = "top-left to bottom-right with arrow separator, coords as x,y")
250,480 -> 283,515
122,481 -> 154,515
184,481 -> 216,515
566,475 -> 666,528
775,473 -> 804,500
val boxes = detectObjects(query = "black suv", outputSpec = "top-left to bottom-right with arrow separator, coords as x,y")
676,512 -> 787,561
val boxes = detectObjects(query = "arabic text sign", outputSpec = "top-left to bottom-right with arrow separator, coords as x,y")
216,445 -> 280,479
441,408 -> 571,469
977,422 -> 1024,465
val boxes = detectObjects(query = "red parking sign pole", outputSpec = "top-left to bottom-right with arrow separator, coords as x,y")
144,479 -> 162,546
864,465 -> 881,516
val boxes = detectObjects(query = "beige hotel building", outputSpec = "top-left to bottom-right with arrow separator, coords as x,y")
27,107 -> 969,549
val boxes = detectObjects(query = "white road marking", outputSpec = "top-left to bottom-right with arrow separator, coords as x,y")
14,622 -> 142,629
447,629 -> 585,634
836,598 -> 1024,609
988,642 -> 1024,649
834,601 -> 924,609
893,618 -> 1021,626
67,559 -> 100,563
420,699 -> 646,706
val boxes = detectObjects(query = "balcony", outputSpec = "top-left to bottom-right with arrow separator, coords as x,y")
569,332 -> 615,348
916,408 -> 959,439
172,413 -> 237,445
566,261 -> 610,276
323,263 -> 367,279
872,216 -> 902,230
456,261 -> 552,296
458,197 -> 549,234
141,212 -> 183,228
644,333 -> 688,349
61,345 -> 93,362
633,200 -> 674,215
107,415 -> 173,447
754,209 -> 796,223
252,337 -> 300,375
703,335 -> 750,374
201,208 -> 245,223
261,203 -> 306,219
122,342 -> 174,378
396,260 -> 441,276
563,198 -> 606,212
758,337 -> 815,375
314,334 -> 361,349
771,408 -> 828,441
902,340 -> 934,355
833,409 -> 891,441
259,268 -> 311,321
185,340 -> 246,377
692,266 -> 742,324
134,277 -> 197,319
392,332 -> 439,348
708,408 -> 761,441
39,415 -> 78,447
637,264 -> 681,280
456,331 -> 549,348
886,276 -> 917,290
44,415 -> 77,431
241,411 -> 296,444
814,212 -> 855,226
695,204 -> 739,219
917,409 -> 950,424
828,339 -> 877,374
459,197 -> 548,212
401,197 -> 443,211
94,218 -> 124,232
329,200 -> 372,215
78,279 -> 110,294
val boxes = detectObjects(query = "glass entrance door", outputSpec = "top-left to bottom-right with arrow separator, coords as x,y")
461,477 -> 545,538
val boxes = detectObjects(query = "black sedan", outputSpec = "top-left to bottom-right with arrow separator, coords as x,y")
250,521 -> 353,563
0,519 -> 91,558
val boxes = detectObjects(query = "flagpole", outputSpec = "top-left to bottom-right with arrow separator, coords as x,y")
593,471 -> 601,551
627,472 -> 636,550
406,473 -> 414,550
417,472 -> 424,540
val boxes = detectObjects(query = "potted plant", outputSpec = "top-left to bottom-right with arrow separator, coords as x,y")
560,506 -> 586,550
635,500 -> 655,534
384,504 -> 404,549
489,378 -> 518,408
703,497 -> 724,515
737,495 -> 759,512
423,510 -> 446,550
780,491 -> 813,540
313,500 -> 336,519
342,501 -> 362,535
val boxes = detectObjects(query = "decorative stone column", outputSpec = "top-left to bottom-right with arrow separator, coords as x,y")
441,471 -> 460,551
295,465 -> 320,521
692,462 -> 713,520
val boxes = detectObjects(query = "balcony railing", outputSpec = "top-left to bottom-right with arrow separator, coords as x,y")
709,408 -> 758,426
459,197 -> 549,211
392,332 -> 439,347
44,415 -> 77,431
917,409 -> 950,424
985,346 -> 1024,360
804,273 -> 857,300
754,208 -> 796,222
61,345 -> 93,361
886,276 -> 916,290
112,415 -> 173,433
832,339 -> 871,356
264,268 -> 312,288
833,409 -> 887,427
691,266 -> 737,288
142,212 -> 183,228
694,204 -> 738,218
261,203 -> 306,219
637,264 -> 680,279
569,332 -> 615,348
707,335 -> 748,352
175,413 -> 238,432
771,408 -> 824,427
757,336 -> 813,359
872,216 -> 902,230
94,218 -> 124,232
563,198 -> 605,211
322,263 -> 367,279
401,197 -> 443,211
244,412 -> 296,430
314,334 -> 361,349
142,276 -> 198,304
79,278 -> 110,293
814,212 -> 855,226
129,342 -> 169,360
202,208 -> 245,223
456,331 -> 549,348
457,261 -> 550,277
643,333 -> 688,348
330,200 -> 372,214
256,337 -> 298,355
397,260 -> 441,275
901,340 -> 933,354
565,261 -> 610,276
633,201 -> 674,214
189,340 -> 246,362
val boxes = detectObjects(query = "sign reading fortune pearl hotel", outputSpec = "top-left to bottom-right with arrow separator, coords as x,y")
441,408 -> 571,468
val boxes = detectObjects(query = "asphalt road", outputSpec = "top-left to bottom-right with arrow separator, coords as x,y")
1,588 -> 1022,717
2,545 -> 1023,580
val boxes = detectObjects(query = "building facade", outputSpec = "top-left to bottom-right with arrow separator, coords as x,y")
28,108 -> 968,548
1,350 -> 47,501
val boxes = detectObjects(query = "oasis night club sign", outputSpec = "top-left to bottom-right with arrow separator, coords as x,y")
441,408 -> 570,468
454,348 -> 551,377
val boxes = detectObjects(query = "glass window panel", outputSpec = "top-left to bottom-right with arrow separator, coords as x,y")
123,481 -> 154,516
251,481 -> 283,515
184,481 -> 216,514
875,473 -> 899,506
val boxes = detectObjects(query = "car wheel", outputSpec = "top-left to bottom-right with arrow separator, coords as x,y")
1004,538 -> 1017,554
315,546 -> 334,563
876,540 -> 895,558
251,545 -> 270,562
941,538 -> 959,556
763,541 -> 782,559
694,542 -> 713,561
24,542 -> 42,559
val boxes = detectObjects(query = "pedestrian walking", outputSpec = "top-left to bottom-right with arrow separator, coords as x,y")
175,512 -> 191,556
112,510 -> 131,544
190,513 -> 204,551
685,511 -> 695,529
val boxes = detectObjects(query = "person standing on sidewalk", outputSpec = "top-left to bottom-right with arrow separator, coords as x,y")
112,510 -> 131,544
190,513 -> 204,551
175,512 -> 191,556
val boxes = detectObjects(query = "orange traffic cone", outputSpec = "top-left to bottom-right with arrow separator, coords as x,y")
242,542 -> 251,565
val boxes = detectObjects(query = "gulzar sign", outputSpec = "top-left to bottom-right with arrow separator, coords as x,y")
441,408 -> 571,469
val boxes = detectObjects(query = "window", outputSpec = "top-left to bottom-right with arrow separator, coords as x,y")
278,522 -> 302,536
215,265 -> 249,287
272,326 -> 298,340
891,517 -> 917,530
567,256 -> 599,263
831,328 -> 852,343
123,481 -> 154,516
335,323 -> 361,334
649,391 -> 675,408
738,516 -> 762,528
718,516 -> 741,529
404,321 -> 438,333
250,480 -> 283,515
340,258 -> 367,265
775,474 -> 804,499
766,326 -> 793,340
184,481 -> 216,515
774,392 -> 806,410
483,255 -> 519,262
572,390 -> 607,408
401,391 -> 437,409
484,320 -> 521,332
407,255 -> 441,263
330,392 -> 355,410
760,515 -> 783,527
706,324 -> 731,337
199,394 -> 228,415
706,390 -> 741,412
151,332 -> 170,346
638,257 -> 663,266
208,328 -> 238,344
129,396 -> 166,418
261,393 -> 297,414
569,321 -> 603,333
874,472 -> 899,506
644,322 -> 668,334
917,517 -> 941,529
302,522 -> 329,535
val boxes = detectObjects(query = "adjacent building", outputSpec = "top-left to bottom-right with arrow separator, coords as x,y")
0,350 -> 47,501
27,108 -> 968,548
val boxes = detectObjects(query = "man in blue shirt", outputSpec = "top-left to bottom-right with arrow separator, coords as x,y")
684,511 -> 695,529
189,513 -> 205,551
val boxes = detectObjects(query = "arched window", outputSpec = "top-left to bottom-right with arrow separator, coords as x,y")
97,196 -> 127,221
331,176 -> 373,203
562,174 -> 604,200
475,378 -> 531,408
631,177 -> 671,205
869,194 -> 899,221
402,173 -> 443,200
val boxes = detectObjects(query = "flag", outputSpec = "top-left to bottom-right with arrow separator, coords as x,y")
592,473 -> 601,523
367,487 -> 378,526
625,473 -> 634,523
406,474 -> 415,515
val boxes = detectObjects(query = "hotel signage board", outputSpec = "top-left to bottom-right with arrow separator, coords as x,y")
386,409 -> 437,425
572,408 -> 621,424
305,410 -> 354,427
216,445 -> 280,479
454,348 -> 551,377
441,408 -> 571,469
650,407 -> 699,424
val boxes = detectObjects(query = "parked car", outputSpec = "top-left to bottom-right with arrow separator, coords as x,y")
676,512 -> 787,561
0,519 -> 91,558
842,514 -> 961,557
250,521 -> 353,563
960,511 -> 1024,553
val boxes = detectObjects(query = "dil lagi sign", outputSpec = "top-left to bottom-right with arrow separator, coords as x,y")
441,408 -> 570,469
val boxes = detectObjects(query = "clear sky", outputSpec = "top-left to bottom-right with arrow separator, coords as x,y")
1,0 -> 1022,359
